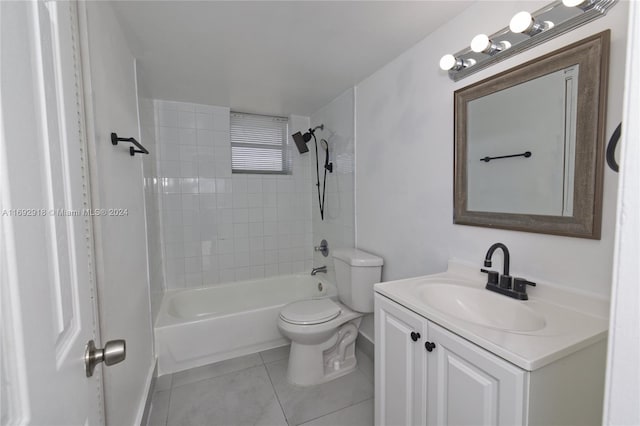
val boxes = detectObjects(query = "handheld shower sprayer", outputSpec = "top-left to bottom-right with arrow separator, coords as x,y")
320,139 -> 333,173
291,124 -> 332,220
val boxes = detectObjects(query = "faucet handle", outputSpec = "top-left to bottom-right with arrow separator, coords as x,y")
513,278 -> 536,294
480,269 -> 499,285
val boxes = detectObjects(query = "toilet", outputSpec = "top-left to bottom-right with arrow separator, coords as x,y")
277,248 -> 383,386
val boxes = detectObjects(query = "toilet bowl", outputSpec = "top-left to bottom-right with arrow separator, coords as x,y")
277,249 -> 383,386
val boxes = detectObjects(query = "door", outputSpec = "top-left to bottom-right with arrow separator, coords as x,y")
375,295 -> 427,426
426,322 -> 526,426
1,1 -> 103,424
78,2 -> 155,424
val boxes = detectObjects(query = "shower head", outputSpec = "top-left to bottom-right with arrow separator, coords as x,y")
292,125 -> 324,154
292,131 -> 312,154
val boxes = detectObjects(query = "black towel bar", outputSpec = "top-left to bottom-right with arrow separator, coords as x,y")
111,132 -> 149,156
480,151 -> 531,163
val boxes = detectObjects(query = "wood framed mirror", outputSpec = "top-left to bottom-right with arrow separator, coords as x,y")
454,31 -> 610,239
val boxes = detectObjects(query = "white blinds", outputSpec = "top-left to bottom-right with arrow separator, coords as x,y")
230,112 -> 290,174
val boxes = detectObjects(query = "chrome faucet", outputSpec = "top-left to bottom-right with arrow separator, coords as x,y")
481,242 -> 536,300
311,266 -> 327,276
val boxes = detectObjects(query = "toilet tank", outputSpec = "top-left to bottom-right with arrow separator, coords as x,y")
332,248 -> 383,313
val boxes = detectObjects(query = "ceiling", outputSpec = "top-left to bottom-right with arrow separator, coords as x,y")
112,1 -> 474,116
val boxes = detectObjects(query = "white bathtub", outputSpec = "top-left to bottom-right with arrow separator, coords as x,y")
155,274 -> 337,375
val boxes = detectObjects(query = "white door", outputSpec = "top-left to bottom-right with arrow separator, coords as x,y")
1,1 -> 105,424
78,2 -> 155,423
375,295 -> 427,426
426,322 -> 526,426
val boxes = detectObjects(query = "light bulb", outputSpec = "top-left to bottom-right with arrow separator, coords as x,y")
562,0 -> 586,6
439,55 -> 475,72
470,34 -> 490,53
470,34 -> 507,55
439,54 -> 457,71
509,11 -> 552,36
510,11 -> 535,33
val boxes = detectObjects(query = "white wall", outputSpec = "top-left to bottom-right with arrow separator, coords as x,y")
603,2 -> 640,423
151,100 -> 313,289
81,3 -> 154,424
355,1 -> 627,302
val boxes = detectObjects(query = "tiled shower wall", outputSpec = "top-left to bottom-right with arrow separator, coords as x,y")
149,100 -> 313,290
309,88 -> 356,284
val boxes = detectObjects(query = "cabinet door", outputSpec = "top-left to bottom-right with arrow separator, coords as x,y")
426,322 -> 527,426
375,295 -> 427,426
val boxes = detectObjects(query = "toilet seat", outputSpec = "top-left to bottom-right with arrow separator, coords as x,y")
280,299 -> 341,325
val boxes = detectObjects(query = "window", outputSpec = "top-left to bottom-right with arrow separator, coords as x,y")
230,112 -> 290,174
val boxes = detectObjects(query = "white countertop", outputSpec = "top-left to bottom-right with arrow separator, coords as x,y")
374,260 -> 609,371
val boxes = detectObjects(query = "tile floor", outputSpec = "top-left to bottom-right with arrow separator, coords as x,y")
148,345 -> 375,426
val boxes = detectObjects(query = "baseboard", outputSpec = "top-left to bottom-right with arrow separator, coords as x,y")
137,359 -> 157,426
356,331 -> 374,362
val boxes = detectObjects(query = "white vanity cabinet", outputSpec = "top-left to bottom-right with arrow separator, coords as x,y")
425,321 -> 526,425
374,263 -> 608,426
375,292 -> 427,426
375,294 -> 525,426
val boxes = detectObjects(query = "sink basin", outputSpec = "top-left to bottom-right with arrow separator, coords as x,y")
418,283 -> 546,332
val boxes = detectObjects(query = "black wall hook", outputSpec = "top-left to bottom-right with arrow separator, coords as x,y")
606,122 -> 621,173
111,132 -> 149,157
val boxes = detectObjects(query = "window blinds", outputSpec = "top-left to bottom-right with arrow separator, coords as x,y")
230,112 -> 290,174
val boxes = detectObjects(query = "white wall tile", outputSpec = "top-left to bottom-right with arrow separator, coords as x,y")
234,238 -> 250,252
213,112 -> 230,133
150,100 -> 313,290
232,208 -> 249,223
180,161 -> 198,178
219,269 -> 235,282
265,264 -> 279,276
218,239 -> 234,254
199,178 -> 216,194
310,90 -> 356,285
217,194 -> 233,209
196,112 -> 215,130
219,253 -> 235,269
158,108 -> 178,128
178,110 -> 196,129
197,129 -> 215,146
181,178 -> 199,194
178,128 -> 197,145
233,223 -> 249,238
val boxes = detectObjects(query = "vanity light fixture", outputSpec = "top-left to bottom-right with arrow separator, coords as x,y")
509,11 -> 554,36
440,0 -> 617,81
439,54 -> 475,71
470,34 -> 510,55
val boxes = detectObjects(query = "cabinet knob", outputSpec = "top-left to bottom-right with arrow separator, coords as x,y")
410,331 -> 421,342
425,341 -> 436,352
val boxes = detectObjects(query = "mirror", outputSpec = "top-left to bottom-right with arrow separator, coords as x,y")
454,31 -> 610,239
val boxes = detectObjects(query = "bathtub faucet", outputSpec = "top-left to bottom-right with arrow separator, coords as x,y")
311,266 -> 327,276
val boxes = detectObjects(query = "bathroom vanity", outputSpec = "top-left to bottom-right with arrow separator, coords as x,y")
374,261 -> 608,426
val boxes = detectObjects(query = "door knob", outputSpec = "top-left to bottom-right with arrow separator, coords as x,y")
85,339 -> 126,377
410,332 -> 421,342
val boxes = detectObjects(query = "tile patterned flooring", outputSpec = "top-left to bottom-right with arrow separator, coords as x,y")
148,345 -> 374,426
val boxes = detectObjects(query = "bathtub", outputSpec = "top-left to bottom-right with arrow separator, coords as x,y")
155,274 -> 337,375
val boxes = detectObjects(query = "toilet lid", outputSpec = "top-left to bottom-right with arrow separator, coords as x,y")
280,299 -> 341,325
